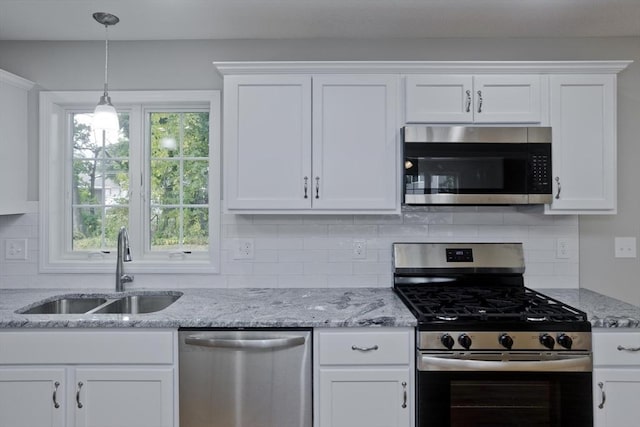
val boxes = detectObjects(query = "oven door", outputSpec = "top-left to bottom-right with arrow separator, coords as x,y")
417,353 -> 593,427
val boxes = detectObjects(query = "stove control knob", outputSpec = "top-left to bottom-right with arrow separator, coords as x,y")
499,333 -> 514,350
440,334 -> 455,350
557,333 -> 573,350
539,333 -> 555,350
458,333 -> 472,350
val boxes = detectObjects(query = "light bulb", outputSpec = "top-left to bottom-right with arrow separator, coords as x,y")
93,95 -> 119,143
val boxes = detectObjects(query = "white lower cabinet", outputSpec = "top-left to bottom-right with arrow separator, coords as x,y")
0,368 -> 66,427
74,367 -> 174,427
0,330 -> 176,427
314,328 -> 414,427
593,331 -> 640,427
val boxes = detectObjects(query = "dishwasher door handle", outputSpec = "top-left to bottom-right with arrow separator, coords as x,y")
185,335 -> 306,350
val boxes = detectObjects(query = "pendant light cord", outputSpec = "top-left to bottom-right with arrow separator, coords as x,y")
103,24 -> 109,97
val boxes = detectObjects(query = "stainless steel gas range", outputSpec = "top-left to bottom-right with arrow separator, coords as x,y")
393,242 -> 593,427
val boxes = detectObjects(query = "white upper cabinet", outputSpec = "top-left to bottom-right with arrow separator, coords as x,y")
223,70 -> 399,213
405,74 -> 543,124
216,61 -> 630,215
0,69 -> 34,215
224,75 -> 312,210
546,74 -> 617,214
312,75 -> 398,210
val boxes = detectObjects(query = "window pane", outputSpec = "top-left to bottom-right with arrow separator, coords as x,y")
104,207 -> 129,248
151,160 -> 180,204
72,159 -> 100,204
150,113 -> 180,158
103,160 -> 129,205
150,207 -> 180,250
71,111 -> 130,252
72,207 -> 129,251
148,110 -> 210,253
183,112 -> 209,157
183,160 -> 209,204
184,208 -> 209,249
72,207 -> 103,250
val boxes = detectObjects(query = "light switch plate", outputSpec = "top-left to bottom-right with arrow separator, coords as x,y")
615,237 -> 637,258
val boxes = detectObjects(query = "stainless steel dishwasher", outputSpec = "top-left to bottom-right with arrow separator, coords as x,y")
179,329 -> 312,427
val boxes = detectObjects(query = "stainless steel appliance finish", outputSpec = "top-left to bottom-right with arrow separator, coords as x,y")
393,242 -> 593,427
393,242 -> 525,274
403,126 -> 552,205
403,126 -> 551,144
179,329 -> 312,427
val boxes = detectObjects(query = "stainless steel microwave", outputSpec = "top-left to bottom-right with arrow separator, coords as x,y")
403,126 -> 552,205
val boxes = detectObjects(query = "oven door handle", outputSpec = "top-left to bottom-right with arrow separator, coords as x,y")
419,355 -> 592,372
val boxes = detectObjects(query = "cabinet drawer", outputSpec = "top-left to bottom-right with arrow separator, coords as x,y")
0,330 -> 175,365
594,332 -> 640,366
318,330 -> 411,365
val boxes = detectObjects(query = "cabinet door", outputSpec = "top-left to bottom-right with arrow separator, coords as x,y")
0,70 -> 33,214
74,367 -> 174,427
405,75 -> 473,123
473,75 -> 541,123
0,368 -> 65,427
312,75 -> 398,210
547,75 -> 616,213
594,369 -> 640,427
318,368 -> 411,427
224,75 -> 312,210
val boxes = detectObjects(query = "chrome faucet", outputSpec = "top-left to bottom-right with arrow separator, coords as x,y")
116,226 -> 133,292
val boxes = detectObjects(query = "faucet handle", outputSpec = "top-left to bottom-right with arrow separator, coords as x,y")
121,274 -> 134,284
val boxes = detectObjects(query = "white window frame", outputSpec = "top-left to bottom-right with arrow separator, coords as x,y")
39,90 -> 221,274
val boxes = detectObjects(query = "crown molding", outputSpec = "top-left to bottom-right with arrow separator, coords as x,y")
0,69 -> 35,90
213,60 -> 632,75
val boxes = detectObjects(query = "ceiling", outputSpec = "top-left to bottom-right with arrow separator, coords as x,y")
1,0 -> 639,41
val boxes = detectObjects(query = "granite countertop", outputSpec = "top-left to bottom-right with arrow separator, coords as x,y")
543,288 -> 640,329
1,287 -> 639,330
0,287 -> 417,329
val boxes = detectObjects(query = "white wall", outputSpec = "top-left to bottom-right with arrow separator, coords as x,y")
0,37 -> 638,296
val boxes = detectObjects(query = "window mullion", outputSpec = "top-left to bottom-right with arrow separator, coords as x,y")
127,105 -> 145,260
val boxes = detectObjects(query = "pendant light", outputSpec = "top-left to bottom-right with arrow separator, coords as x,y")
92,12 -> 120,139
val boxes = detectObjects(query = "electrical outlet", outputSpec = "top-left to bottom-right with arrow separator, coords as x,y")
352,239 -> 367,259
615,237 -> 637,258
556,238 -> 571,259
233,239 -> 254,260
5,239 -> 28,260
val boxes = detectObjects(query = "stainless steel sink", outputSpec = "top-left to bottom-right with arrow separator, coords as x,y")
17,292 -> 182,315
20,297 -> 108,314
93,294 -> 181,314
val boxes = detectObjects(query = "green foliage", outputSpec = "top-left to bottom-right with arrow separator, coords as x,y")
71,111 -> 210,252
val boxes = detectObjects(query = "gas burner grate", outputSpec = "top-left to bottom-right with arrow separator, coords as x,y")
396,285 -> 587,323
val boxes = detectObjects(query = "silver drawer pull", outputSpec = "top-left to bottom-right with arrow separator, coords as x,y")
52,381 -> 61,409
401,381 -> 408,409
598,381 -> 606,409
617,345 -> 640,352
351,344 -> 379,352
76,381 -> 84,409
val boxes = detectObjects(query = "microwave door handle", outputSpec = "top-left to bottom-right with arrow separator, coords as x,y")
419,354 -> 592,372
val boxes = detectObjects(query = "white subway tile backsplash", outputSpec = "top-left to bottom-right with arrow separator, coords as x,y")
0,207 -> 580,289
428,224 -> 478,237
453,212 -> 504,225
379,224 -> 430,237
